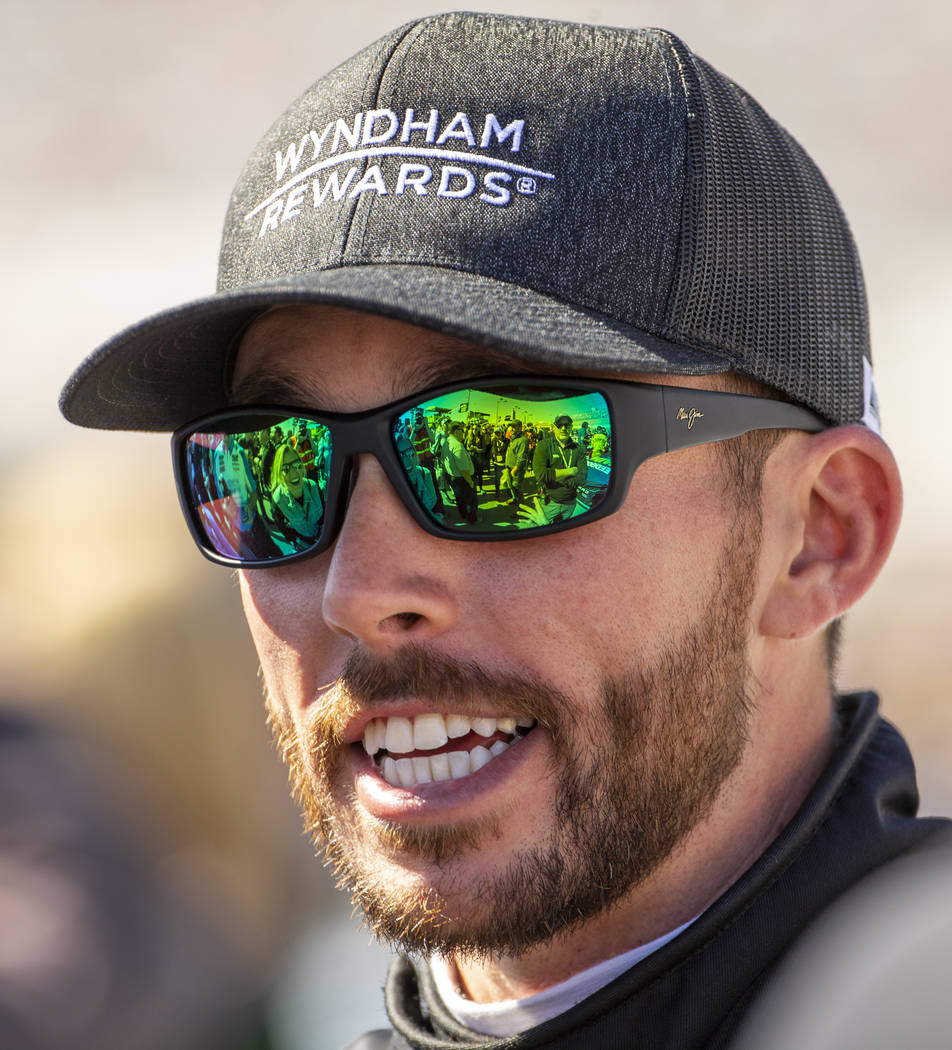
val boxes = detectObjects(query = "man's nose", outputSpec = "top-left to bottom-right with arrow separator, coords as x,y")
320,454 -> 461,649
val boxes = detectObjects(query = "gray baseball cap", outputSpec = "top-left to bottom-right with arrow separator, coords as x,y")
60,12 -> 876,432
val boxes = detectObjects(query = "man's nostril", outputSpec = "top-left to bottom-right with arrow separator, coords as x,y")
377,612 -> 425,633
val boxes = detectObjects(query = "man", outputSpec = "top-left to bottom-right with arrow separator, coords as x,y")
577,420 -> 591,454
257,425 -> 283,490
503,419 -> 529,508
292,421 -> 316,473
395,432 -> 440,519
531,414 -> 588,522
444,422 -> 478,525
465,420 -> 490,492
409,407 -> 445,516
60,13 -> 949,1049
490,426 -> 509,498
211,431 -> 262,558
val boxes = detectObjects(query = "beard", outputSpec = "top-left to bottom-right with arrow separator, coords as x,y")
271,517 -> 757,962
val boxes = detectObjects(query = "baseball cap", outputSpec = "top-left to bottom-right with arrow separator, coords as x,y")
59,12 -> 878,433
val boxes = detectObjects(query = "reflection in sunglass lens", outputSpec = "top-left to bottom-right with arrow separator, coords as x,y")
392,385 -> 612,534
182,416 -> 332,561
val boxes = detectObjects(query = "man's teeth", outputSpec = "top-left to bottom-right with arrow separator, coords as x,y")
382,740 -> 511,787
362,714 -> 533,756
361,713 -> 536,787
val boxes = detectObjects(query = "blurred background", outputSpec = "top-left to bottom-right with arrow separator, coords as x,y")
2,0 -> 950,1047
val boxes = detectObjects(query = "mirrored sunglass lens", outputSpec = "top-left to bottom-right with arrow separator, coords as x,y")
182,416 -> 332,561
392,386 -> 612,534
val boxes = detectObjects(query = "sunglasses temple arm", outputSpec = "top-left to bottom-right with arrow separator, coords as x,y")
659,387 -> 828,453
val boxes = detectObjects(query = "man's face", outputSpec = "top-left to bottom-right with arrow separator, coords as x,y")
554,418 -> 573,446
233,305 -> 758,959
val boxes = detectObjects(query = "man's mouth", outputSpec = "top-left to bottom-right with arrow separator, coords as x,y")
361,713 -> 537,788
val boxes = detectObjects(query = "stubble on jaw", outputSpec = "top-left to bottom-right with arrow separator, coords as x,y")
269,511 -> 758,962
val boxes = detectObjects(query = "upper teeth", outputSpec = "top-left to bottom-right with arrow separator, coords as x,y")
360,714 -> 536,788
362,713 -> 533,756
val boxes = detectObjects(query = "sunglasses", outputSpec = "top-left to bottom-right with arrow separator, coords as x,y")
171,376 -> 828,568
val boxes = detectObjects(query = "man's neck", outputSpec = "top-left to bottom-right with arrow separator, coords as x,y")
451,862 -> 726,1003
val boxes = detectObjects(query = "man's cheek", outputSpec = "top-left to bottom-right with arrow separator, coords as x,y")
238,572 -> 338,704
237,565 -> 330,643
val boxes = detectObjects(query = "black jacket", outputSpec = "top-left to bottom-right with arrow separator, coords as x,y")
531,436 -> 586,505
346,693 -> 949,1050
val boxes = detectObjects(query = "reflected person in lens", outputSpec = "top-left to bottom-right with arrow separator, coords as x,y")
531,415 -> 587,524
444,422 -> 478,525
214,433 -> 258,530
271,444 -> 324,540
396,433 -> 440,520
503,419 -> 528,512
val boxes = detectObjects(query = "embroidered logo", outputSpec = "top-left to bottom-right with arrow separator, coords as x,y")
245,107 -> 555,237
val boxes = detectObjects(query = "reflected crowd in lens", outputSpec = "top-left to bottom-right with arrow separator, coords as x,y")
182,385 -> 614,561
393,385 -> 613,532
183,418 -> 333,560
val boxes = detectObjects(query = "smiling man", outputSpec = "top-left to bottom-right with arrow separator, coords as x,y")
60,13 -> 950,1050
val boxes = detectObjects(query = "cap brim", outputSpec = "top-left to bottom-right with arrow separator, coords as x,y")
60,264 -> 730,430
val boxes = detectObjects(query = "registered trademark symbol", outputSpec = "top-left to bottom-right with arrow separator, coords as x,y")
516,177 -> 537,195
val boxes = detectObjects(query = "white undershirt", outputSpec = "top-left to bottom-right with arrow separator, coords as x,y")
429,915 -> 698,1037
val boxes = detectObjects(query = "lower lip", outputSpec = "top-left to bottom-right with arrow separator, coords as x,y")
350,728 -> 543,821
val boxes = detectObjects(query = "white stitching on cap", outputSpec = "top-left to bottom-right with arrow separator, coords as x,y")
245,146 -> 554,222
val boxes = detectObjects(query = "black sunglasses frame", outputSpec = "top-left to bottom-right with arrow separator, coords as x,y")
171,376 -> 829,569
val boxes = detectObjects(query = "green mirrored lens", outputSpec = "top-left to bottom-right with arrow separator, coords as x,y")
183,416 -> 332,561
392,385 -> 612,534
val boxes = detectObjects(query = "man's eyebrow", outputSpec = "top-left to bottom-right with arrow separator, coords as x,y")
229,343 -> 555,407
229,369 -> 322,405
400,347 -> 540,389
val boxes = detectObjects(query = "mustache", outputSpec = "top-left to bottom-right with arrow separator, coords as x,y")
307,643 -> 570,746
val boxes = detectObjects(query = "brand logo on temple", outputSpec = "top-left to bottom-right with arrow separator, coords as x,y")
245,107 -> 555,236
676,407 -> 704,430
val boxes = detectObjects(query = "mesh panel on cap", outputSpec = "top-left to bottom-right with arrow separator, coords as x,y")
666,45 -> 868,424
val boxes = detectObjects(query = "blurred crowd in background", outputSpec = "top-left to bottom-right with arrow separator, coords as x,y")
3,0 -> 951,1047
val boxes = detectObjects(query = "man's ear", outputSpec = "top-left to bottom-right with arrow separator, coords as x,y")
758,426 -> 903,641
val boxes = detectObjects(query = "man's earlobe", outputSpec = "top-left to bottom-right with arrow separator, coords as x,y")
759,427 -> 902,640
